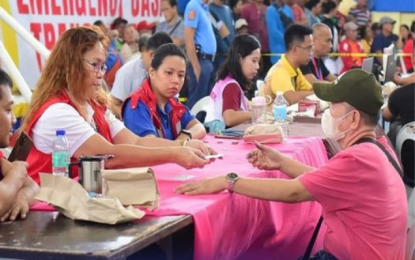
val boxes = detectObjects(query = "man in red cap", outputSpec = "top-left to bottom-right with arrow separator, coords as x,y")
137,20 -> 156,36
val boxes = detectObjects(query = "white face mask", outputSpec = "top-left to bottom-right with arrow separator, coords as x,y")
321,109 -> 353,141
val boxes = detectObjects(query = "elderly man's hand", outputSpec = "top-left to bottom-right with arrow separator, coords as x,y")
246,142 -> 283,171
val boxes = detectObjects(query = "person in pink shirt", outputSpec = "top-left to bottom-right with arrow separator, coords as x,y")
177,69 -> 408,260
241,0 -> 270,77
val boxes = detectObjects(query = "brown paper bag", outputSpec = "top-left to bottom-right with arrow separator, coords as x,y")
35,173 -> 145,225
101,167 -> 159,210
243,124 -> 284,144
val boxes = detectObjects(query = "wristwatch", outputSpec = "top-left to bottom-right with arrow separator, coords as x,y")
180,129 -> 192,139
226,172 -> 239,193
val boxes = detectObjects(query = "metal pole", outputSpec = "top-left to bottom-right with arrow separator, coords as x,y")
0,40 -> 32,102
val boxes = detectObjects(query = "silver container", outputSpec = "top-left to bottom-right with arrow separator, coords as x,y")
69,155 -> 113,193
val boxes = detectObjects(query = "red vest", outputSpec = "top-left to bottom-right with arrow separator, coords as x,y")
26,91 -> 113,184
104,48 -> 123,89
121,78 -> 186,139
339,38 -> 364,74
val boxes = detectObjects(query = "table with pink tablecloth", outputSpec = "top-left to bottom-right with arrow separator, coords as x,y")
32,135 -> 328,260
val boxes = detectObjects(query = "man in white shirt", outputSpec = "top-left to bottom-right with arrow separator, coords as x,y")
110,32 -> 173,116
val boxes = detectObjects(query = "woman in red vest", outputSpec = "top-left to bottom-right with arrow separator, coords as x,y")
122,43 -> 206,141
20,27 -> 211,184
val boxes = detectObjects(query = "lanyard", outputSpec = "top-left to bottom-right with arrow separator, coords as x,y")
311,57 -> 322,80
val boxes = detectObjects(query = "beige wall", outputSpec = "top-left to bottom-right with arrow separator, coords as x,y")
372,12 -> 415,35
338,0 -> 415,35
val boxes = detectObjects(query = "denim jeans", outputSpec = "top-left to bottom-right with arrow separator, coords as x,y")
186,59 -> 214,110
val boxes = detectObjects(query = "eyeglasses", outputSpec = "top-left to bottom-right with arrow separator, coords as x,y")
297,45 -> 314,53
83,59 -> 107,74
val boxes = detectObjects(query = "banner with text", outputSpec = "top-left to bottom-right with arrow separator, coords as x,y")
0,0 -> 162,89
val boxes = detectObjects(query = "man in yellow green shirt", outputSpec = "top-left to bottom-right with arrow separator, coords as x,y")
262,24 -> 314,106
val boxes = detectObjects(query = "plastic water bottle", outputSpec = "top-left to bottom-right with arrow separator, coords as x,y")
251,96 -> 266,124
52,130 -> 69,177
273,91 -> 288,138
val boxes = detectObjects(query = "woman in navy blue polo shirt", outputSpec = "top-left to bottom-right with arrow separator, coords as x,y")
122,43 -> 206,141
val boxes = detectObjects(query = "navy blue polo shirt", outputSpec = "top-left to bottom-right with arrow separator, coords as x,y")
370,33 -> 398,54
123,100 -> 195,140
184,0 -> 217,55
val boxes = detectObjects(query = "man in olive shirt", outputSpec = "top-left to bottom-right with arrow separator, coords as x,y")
301,23 -> 337,84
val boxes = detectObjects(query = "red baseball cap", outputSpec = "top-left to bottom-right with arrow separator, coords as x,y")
136,21 -> 156,32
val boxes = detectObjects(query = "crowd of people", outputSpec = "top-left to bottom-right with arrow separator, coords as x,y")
84,0 -> 413,123
0,0 -> 413,259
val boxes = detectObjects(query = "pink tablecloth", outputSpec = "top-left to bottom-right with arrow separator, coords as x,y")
32,135 -> 328,260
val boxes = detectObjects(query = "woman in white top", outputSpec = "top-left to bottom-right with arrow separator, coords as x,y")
20,27 -> 211,184
120,24 -> 140,62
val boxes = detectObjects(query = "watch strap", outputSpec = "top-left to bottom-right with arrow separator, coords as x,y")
180,129 -> 192,139
226,173 -> 239,193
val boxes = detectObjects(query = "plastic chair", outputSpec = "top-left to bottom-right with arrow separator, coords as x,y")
406,184 -> 415,230
396,122 -> 415,162
396,122 -> 415,259
190,96 -> 212,123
